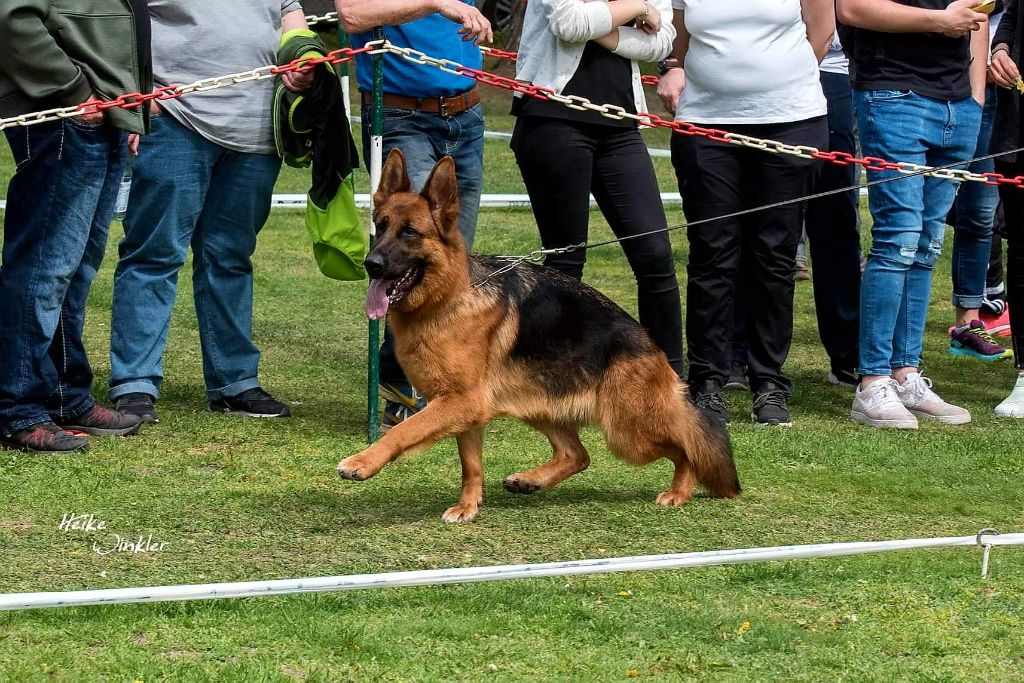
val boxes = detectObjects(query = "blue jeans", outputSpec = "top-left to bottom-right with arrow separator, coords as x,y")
360,102 -> 485,386
0,120 -> 126,433
855,90 -> 981,376
108,114 -> 281,402
951,84 -> 999,310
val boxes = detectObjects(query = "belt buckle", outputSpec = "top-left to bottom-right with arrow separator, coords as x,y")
440,95 -> 456,117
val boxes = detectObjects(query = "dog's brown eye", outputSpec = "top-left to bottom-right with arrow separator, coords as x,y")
401,225 -> 418,238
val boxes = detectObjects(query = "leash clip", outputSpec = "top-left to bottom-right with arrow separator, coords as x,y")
976,528 -> 999,578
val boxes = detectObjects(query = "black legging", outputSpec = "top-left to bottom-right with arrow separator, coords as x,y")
995,160 -> 1024,368
511,117 -> 684,376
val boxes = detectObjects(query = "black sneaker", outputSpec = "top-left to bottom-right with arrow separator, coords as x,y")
54,404 -> 142,436
827,367 -> 859,387
691,380 -> 730,426
0,422 -> 89,454
752,383 -> 792,427
209,388 -> 291,418
116,393 -> 159,423
724,363 -> 749,392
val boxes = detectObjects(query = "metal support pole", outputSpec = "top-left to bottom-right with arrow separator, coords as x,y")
366,28 -> 385,443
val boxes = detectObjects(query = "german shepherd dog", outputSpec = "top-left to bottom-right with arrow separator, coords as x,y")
338,149 -> 740,523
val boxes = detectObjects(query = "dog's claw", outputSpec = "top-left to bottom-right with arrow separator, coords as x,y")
337,457 -> 372,481
441,503 -> 479,524
503,476 -> 541,495
655,491 -> 692,507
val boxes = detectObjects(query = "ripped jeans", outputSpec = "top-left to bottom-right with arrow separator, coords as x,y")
854,89 -> 981,376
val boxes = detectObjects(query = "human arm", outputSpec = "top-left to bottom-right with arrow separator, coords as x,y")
335,0 -> 492,44
595,0 -> 676,62
991,0 -> 1021,87
0,0 -> 95,108
970,18 -> 989,103
540,0 -> 656,44
280,8 -> 316,93
836,0 -> 986,37
656,8 -> 688,114
801,0 -> 836,63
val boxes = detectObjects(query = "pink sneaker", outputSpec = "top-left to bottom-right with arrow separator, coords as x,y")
850,378 -> 918,429
897,373 -> 971,425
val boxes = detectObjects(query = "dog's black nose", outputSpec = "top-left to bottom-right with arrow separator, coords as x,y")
364,252 -> 385,279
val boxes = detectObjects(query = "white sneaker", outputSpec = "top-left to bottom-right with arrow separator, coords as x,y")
995,374 -> 1024,418
897,373 -> 971,425
850,378 -> 918,429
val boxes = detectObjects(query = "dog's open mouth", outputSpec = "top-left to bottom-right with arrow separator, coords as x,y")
365,266 -> 423,320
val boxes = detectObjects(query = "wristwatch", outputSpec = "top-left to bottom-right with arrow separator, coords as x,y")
657,57 -> 682,76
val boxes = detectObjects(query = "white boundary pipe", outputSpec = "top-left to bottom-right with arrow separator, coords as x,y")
269,192 -> 683,210
1,532 -> 1019,612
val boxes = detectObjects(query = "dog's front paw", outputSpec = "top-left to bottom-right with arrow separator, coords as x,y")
655,490 -> 692,507
441,502 -> 480,524
337,456 -> 378,481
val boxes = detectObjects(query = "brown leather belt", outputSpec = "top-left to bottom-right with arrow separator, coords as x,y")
361,87 -> 480,116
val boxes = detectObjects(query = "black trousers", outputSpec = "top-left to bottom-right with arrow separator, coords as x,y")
804,71 -> 861,372
671,116 -> 828,392
512,117 -> 684,376
995,160 -> 1024,368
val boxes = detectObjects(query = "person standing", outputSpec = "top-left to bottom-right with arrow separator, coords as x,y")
0,0 -> 150,454
988,0 -> 1024,416
510,0 -> 685,386
947,3 -> 1011,362
659,0 -> 834,427
840,0 -> 989,429
339,0 -> 491,430
805,32 -> 863,387
109,1 -> 314,423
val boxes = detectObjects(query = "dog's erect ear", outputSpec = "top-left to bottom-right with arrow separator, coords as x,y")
421,156 -> 460,240
373,149 -> 411,209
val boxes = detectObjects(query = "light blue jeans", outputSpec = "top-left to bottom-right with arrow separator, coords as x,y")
108,114 -> 281,401
855,90 -> 981,376
952,84 -> 999,310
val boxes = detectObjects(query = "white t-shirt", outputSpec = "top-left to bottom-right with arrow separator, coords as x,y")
819,33 -> 848,75
671,0 -> 827,125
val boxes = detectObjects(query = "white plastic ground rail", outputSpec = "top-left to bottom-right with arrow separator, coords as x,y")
1,531 -> 1020,612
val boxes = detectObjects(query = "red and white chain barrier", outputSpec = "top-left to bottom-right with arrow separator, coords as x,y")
2,39 -> 1022,189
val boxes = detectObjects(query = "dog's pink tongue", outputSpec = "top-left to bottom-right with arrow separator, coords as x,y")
365,279 -> 390,320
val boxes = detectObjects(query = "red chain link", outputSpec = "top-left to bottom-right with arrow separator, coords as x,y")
473,53 -> 1024,188
60,47 -> 372,120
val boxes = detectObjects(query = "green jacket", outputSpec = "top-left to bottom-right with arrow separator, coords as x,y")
0,0 -> 151,133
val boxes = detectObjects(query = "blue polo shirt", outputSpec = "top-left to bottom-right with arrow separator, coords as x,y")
350,8 -> 482,98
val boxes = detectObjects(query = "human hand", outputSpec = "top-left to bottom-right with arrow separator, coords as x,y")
990,46 -> 1021,89
72,93 -> 104,125
437,0 -> 493,45
282,66 -> 315,93
936,0 -> 987,38
656,67 -> 685,114
636,0 -> 662,34
128,133 -> 140,155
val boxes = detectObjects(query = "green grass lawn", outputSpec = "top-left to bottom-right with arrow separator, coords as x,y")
1,88 -> 1023,681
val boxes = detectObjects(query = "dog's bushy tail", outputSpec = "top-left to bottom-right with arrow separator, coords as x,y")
674,396 -> 741,498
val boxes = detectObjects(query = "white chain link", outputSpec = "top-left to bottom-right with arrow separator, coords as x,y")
0,37 -> 1009,188
0,42 -> 386,132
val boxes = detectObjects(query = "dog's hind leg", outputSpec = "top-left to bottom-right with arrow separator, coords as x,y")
503,421 -> 590,495
442,425 -> 485,524
655,453 -> 696,507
